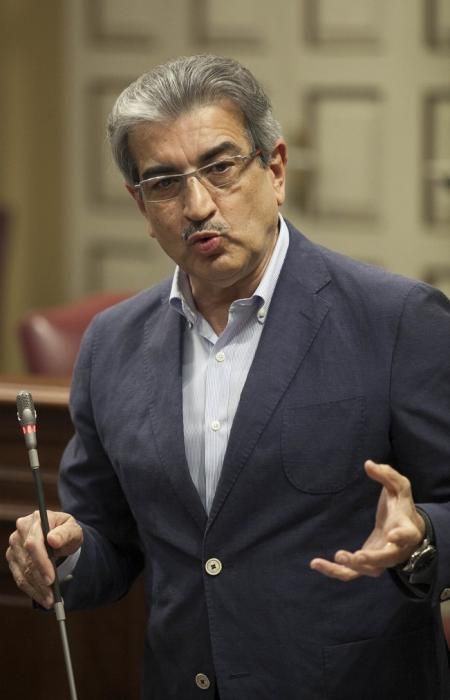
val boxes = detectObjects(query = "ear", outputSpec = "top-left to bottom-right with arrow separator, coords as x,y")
126,183 -> 146,215
125,183 -> 155,237
268,140 -> 287,206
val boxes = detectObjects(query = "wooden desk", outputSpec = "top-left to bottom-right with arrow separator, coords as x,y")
0,376 -> 145,700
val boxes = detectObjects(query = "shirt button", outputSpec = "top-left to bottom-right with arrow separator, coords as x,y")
215,351 -> 225,362
205,558 -> 223,576
211,420 -> 220,431
257,308 -> 266,322
195,673 -> 211,690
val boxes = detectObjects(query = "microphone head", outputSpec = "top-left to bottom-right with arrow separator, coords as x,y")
16,390 -> 37,427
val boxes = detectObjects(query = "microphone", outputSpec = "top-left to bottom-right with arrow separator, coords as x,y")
16,390 -> 78,700
16,390 -> 37,450
16,391 -> 52,542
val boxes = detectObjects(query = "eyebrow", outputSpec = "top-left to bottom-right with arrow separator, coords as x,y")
140,141 -> 243,181
198,141 -> 243,164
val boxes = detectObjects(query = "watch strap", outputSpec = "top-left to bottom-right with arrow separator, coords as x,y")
395,507 -> 437,586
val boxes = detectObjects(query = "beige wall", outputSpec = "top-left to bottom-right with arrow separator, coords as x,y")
1,1 -> 448,373
0,0 -> 64,372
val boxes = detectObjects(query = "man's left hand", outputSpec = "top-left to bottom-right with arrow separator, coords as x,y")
310,460 -> 426,581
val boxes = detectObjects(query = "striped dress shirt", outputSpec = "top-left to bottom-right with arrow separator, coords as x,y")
169,216 -> 289,513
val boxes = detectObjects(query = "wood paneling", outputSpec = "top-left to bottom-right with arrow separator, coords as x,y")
0,376 -> 145,700
192,0 -> 265,47
305,89 -> 382,220
86,80 -> 132,209
304,0 -> 384,45
425,0 -> 450,48
423,92 -> 450,227
85,0 -> 154,47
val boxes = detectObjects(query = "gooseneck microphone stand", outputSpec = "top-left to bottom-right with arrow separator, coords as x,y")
16,390 -> 78,700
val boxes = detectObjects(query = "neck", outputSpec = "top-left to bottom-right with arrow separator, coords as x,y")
193,291 -> 238,336
189,226 -> 279,335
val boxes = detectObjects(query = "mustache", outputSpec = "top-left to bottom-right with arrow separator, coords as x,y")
181,221 -> 229,242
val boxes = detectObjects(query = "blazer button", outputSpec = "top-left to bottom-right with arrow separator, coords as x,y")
440,588 -> 450,601
195,673 -> 211,689
205,558 -> 222,576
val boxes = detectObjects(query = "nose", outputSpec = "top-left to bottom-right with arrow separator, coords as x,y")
182,174 -> 217,222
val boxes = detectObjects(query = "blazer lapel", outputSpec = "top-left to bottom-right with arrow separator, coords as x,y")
208,226 -> 331,523
144,297 -> 207,531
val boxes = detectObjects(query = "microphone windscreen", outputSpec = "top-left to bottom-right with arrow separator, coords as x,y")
16,390 -> 37,424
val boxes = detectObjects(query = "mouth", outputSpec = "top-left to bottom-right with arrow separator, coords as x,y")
186,231 -> 221,246
187,232 -> 223,256
182,220 -> 229,243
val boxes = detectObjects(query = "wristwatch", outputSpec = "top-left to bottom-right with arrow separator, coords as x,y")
400,537 -> 436,576
397,508 -> 437,584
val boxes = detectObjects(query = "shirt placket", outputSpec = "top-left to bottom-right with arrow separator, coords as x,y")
203,332 -> 233,513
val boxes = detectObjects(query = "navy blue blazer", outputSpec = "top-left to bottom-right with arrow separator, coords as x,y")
60,222 -> 450,699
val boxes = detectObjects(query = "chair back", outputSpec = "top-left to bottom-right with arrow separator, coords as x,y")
18,292 -> 131,376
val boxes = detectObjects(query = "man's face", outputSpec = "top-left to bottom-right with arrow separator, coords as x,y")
127,100 -> 287,300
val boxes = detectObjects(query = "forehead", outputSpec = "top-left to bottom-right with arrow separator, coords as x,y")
128,100 -> 251,176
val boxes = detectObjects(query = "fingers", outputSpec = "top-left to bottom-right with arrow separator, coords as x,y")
310,527 -> 424,582
6,511 -> 54,608
5,510 -> 83,608
310,557 -> 361,582
310,549 -> 386,581
6,545 -> 55,608
14,510 -> 55,578
335,544 -> 399,575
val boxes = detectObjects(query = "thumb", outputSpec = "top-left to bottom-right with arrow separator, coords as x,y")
364,460 -> 408,495
46,515 -> 83,556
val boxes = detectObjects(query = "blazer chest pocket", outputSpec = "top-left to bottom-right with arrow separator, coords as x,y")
282,397 -> 366,494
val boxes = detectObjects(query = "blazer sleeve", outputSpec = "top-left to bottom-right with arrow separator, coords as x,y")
389,282 -> 450,601
58,317 -> 145,610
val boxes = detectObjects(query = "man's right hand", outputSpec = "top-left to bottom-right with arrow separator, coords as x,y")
5,510 -> 83,609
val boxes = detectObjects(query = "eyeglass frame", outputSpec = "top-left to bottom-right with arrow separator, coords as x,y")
134,149 -> 262,204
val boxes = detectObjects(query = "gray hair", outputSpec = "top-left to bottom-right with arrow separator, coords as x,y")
107,54 -> 283,184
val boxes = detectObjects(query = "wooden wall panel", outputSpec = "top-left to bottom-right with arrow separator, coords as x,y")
304,0 -> 384,45
86,239 -> 174,293
423,93 -> 450,226
425,0 -> 450,48
305,90 -> 381,220
192,0 -> 265,47
85,0 -> 155,46
87,80 -> 133,209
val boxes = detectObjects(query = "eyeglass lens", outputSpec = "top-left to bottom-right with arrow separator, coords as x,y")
139,152 -> 258,202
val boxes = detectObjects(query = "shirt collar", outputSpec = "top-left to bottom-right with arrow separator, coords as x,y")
169,214 -> 289,324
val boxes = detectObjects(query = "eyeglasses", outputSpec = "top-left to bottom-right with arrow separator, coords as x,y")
134,150 -> 261,204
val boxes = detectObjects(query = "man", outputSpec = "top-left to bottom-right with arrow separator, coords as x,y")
6,55 -> 450,699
